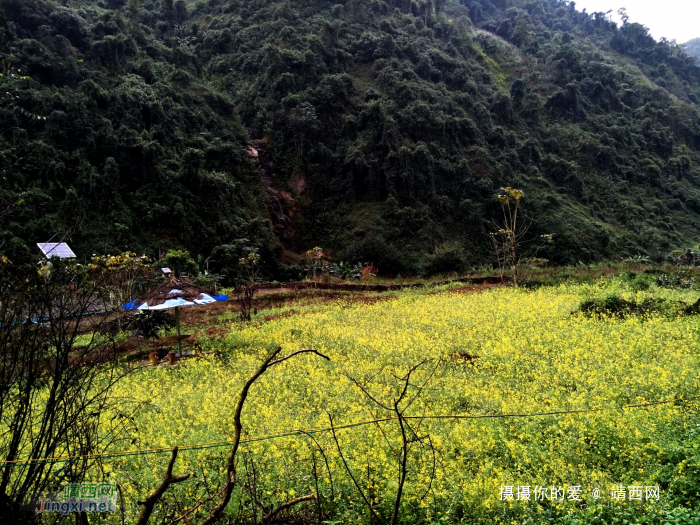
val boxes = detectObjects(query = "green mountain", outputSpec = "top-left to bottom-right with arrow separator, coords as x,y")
2,0 -> 700,273
684,38 -> 700,64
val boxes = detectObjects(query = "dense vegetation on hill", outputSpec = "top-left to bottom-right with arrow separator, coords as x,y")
2,0 -> 700,274
684,38 -> 700,64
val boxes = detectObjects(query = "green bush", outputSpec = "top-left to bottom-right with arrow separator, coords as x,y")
421,242 -> 466,276
275,264 -> 304,282
207,225 -> 281,286
576,294 -> 700,318
338,234 -> 406,274
193,275 -> 220,291
656,272 -> 696,289
158,249 -> 199,277
620,270 -> 655,291
128,311 -> 176,339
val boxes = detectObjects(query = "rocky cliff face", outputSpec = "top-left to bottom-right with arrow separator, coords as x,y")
246,133 -> 304,252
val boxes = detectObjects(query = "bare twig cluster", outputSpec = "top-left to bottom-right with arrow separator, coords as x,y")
237,249 -> 261,322
490,187 -> 553,286
0,259 -> 136,521
135,447 -> 191,525
136,346 -> 330,525
236,285 -> 255,322
332,360 -> 439,525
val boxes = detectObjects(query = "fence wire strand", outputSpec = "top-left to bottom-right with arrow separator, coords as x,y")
2,394 -> 699,468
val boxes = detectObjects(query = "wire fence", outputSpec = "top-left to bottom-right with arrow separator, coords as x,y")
3,394 -> 699,468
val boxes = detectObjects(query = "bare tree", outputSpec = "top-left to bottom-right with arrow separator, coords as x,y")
136,447 -> 190,525
490,187 -> 525,286
88,252 -> 154,311
490,187 -> 553,286
337,360 -> 439,525
0,258 -> 134,521
236,249 -> 260,322
236,285 -> 255,322
136,346 -> 330,525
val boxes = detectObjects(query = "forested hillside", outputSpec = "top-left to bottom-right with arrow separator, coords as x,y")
2,0 -> 700,273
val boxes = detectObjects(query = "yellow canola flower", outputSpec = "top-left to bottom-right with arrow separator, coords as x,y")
102,281 -> 700,523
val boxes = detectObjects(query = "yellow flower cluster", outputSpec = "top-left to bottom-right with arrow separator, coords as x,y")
105,281 -> 700,523
88,252 -> 150,272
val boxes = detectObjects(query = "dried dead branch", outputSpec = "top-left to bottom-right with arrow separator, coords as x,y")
135,447 -> 191,525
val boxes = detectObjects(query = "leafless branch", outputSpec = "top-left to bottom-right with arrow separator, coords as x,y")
196,347 -> 329,525
135,447 -> 191,525
348,361 -> 437,525
166,490 -> 221,525
297,430 -> 335,518
348,376 -> 391,411
263,494 -> 315,523
269,349 -> 331,367
328,412 -> 384,525
0,260 -> 137,516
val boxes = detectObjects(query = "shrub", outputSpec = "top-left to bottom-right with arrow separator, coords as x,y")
620,270 -> 654,291
422,242 -> 466,276
275,264 -> 304,282
582,294 -> 658,316
128,311 -> 176,339
338,234 -> 406,274
158,249 -> 199,277
656,272 -> 696,289
575,294 -> 700,318
193,274 -> 221,290
208,236 -> 281,285
360,262 -> 378,283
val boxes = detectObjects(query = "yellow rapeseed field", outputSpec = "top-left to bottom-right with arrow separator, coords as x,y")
106,281 -> 700,524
